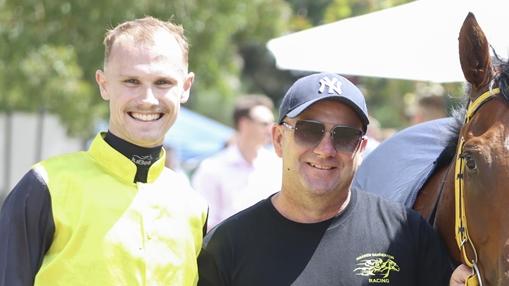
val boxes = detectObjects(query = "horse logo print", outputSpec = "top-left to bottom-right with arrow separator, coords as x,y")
353,253 -> 400,284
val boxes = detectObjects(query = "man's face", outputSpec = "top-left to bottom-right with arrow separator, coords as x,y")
96,31 -> 194,147
241,105 -> 274,146
273,100 -> 366,198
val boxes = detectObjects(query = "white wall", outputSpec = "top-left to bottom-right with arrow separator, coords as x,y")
0,112 -> 83,201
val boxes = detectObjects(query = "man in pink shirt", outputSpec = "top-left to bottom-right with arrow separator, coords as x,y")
192,95 -> 282,229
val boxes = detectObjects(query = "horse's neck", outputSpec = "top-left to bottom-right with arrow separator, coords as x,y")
413,165 -> 449,221
434,163 -> 461,263
413,163 -> 461,263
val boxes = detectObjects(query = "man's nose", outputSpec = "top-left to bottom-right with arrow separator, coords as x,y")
313,131 -> 335,157
142,87 -> 159,105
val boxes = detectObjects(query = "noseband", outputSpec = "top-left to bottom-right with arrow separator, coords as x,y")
455,87 -> 500,286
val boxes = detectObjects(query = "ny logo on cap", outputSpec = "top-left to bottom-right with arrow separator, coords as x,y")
318,76 -> 342,95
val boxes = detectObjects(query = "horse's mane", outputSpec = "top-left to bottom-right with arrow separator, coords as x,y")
432,103 -> 463,171
432,53 -> 509,173
493,51 -> 509,102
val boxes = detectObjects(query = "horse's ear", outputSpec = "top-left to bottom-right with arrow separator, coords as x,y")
458,12 -> 493,93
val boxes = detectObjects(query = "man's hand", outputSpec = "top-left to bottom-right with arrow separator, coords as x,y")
450,264 -> 472,286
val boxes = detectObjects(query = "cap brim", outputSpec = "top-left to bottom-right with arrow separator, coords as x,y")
282,96 -> 369,131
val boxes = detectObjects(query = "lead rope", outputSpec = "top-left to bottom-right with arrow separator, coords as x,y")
454,87 -> 500,286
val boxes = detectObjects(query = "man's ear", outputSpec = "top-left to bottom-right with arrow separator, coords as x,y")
358,137 -> 368,153
272,124 -> 284,158
180,72 -> 195,103
96,69 -> 109,101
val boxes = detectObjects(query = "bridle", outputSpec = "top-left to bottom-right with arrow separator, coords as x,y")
454,86 -> 500,286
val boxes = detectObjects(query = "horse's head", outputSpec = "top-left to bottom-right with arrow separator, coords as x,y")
458,12 -> 509,286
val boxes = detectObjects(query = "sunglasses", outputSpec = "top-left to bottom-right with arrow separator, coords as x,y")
282,119 -> 364,153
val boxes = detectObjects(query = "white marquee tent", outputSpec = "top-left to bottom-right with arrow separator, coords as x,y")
267,0 -> 509,82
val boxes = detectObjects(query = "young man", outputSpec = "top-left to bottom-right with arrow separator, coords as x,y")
192,95 -> 281,229
198,73 -> 462,285
0,17 -> 207,285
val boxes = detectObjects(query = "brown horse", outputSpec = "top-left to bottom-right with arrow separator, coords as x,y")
413,13 -> 509,286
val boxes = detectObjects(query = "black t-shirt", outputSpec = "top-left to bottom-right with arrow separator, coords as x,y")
198,189 -> 453,286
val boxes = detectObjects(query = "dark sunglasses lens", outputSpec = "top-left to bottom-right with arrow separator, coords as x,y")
332,127 -> 362,152
294,120 -> 325,146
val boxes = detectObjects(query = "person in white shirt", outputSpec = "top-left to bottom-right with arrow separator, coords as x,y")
192,95 -> 282,229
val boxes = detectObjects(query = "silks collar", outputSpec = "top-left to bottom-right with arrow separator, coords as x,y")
88,133 -> 166,184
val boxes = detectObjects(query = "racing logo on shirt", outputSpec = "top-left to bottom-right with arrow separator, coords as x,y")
353,253 -> 400,284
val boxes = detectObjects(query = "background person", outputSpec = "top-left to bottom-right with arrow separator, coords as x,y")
192,95 -> 281,229
410,95 -> 448,124
164,144 -> 192,186
361,115 -> 382,159
0,16 -> 207,285
197,72 -> 457,285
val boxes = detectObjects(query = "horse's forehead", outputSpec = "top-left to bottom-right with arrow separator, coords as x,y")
465,127 -> 508,158
466,99 -> 509,139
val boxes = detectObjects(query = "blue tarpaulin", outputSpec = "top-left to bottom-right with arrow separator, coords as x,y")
352,118 -> 457,207
165,107 -> 234,162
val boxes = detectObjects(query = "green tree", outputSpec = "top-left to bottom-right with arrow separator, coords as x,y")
323,0 -> 410,23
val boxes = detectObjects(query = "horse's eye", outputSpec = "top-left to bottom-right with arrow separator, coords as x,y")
461,152 -> 477,171
466,158 -> 476,170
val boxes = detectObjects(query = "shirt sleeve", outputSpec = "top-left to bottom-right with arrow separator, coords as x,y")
0,169 -> 55,286
415,214 -> 454,286
197,227 -> 231,286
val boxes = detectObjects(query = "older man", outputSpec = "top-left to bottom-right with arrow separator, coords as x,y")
197,73 -> 465,285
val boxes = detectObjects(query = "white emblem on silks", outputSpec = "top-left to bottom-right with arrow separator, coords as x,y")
318,76 -> 342,95
131,155 -> 153,166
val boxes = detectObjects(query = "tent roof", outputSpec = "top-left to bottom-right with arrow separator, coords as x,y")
267,0 -> 509,82
165,107 -> 234,162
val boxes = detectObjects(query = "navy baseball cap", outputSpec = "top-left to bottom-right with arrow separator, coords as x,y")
278,72 -> 369,132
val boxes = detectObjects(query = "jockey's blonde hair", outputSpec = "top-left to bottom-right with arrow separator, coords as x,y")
102,16 -> 189,66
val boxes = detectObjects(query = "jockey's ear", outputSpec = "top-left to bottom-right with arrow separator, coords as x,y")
458,12 -> 493,95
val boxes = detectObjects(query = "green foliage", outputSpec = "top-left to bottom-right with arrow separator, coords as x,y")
360,77 -> 415,128
17,45 -> 101,133
324,0 -> 412,23
178,0 -> 291,124
286,0 -> 332,27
